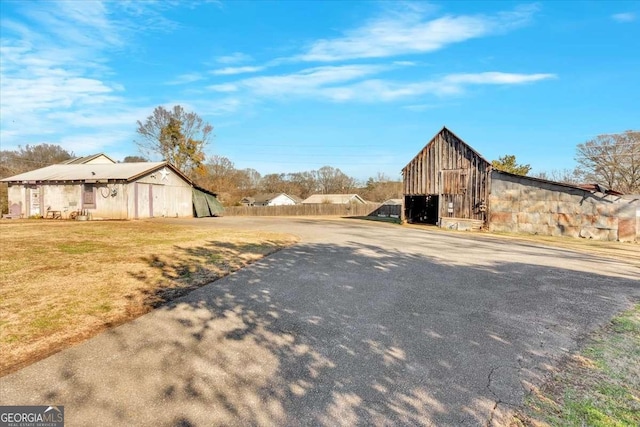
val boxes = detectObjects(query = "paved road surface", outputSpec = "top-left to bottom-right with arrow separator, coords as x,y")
1,217 -> 638,426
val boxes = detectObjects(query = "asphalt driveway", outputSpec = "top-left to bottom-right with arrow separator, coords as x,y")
1,217 -> 638,426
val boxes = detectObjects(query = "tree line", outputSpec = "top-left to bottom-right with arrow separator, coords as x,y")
132,106 -> 401,205
1,105 -> 637,212
197,156 -> 402,205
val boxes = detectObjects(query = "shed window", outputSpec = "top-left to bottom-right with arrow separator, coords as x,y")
83,184 -> 96,208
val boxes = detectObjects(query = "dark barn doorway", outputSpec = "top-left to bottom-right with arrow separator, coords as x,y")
404,195 -> 438,224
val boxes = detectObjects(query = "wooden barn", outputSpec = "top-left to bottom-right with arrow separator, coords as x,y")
402,127 -> 639,241
402,127 -> 491,229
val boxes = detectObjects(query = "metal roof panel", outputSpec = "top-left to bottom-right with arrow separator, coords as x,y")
1,162 -> 167,182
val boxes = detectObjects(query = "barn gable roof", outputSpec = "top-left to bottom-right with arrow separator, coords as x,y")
0,162 -> 191,184
402,126 -> 491,173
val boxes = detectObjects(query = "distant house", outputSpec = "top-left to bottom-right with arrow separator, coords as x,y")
302,194 -> 366,204
241,193 -> 299,207
1,161 -> 222,220
240,196 -> 255,206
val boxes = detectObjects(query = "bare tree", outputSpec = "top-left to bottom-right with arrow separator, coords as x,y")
288,171 -> 318,199
122,155 -> 148,163
575,130 -> 640,193
199,156 -> 240,204
135,105 -> 213,177
1,144 -> 74,214
316,166 -> 357,193
240,168 -> 262,191
531,169 -> 580,185
0,144 -> 74,178
361,172 -> 403,202
260,173 -> 288,194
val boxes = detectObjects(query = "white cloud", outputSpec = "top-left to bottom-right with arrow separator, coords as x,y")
211,65 -> 266,75
160,98 -> 244,117
611,12 -> 636,23
341,72 -> 556,101
165,73 -> 204,85
208,83 -> 239,92
443,72 -> 556,85
403,104 -> 440,112
230,65 -> 389,98
0,1 -> 184,152
214,69 -> 556,103
216,52 -> 253,64
298,4 -> 538,62
58,130 -> 133,155
393,61 -> 417,66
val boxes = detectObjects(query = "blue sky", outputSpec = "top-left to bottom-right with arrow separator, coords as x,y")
1,1 -> 638,180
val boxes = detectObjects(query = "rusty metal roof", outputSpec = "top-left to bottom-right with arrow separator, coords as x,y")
0,162 -> 178,183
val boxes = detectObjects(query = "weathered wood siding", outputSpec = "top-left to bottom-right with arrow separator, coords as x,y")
402,127 -> 491,221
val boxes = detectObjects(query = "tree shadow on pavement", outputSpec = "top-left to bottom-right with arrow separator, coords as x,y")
1,240 -> 638,426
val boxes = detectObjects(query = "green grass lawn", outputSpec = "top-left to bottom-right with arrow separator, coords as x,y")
515,304 -> 640,426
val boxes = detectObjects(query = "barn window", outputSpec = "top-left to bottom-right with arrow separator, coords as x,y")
83,184 -> 96,208
442,169 -> 469,194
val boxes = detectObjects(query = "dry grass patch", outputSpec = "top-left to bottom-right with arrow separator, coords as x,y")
0,219 -> 297,376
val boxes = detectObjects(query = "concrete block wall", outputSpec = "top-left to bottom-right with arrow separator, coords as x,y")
489,172 -> 638,242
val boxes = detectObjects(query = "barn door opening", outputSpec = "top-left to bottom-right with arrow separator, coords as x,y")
404,195 -> 438,224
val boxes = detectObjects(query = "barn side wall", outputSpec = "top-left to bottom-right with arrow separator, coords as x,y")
489,172 -> 638,242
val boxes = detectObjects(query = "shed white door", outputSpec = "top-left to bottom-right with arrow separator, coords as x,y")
135,183 -> 153,219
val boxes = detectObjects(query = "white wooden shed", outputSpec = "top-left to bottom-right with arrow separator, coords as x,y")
1,162 -> 202,220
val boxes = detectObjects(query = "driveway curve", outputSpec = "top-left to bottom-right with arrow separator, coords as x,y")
1,217 -> 638,426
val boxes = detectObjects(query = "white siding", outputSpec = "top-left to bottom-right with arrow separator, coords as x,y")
267,194 -> 297,206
